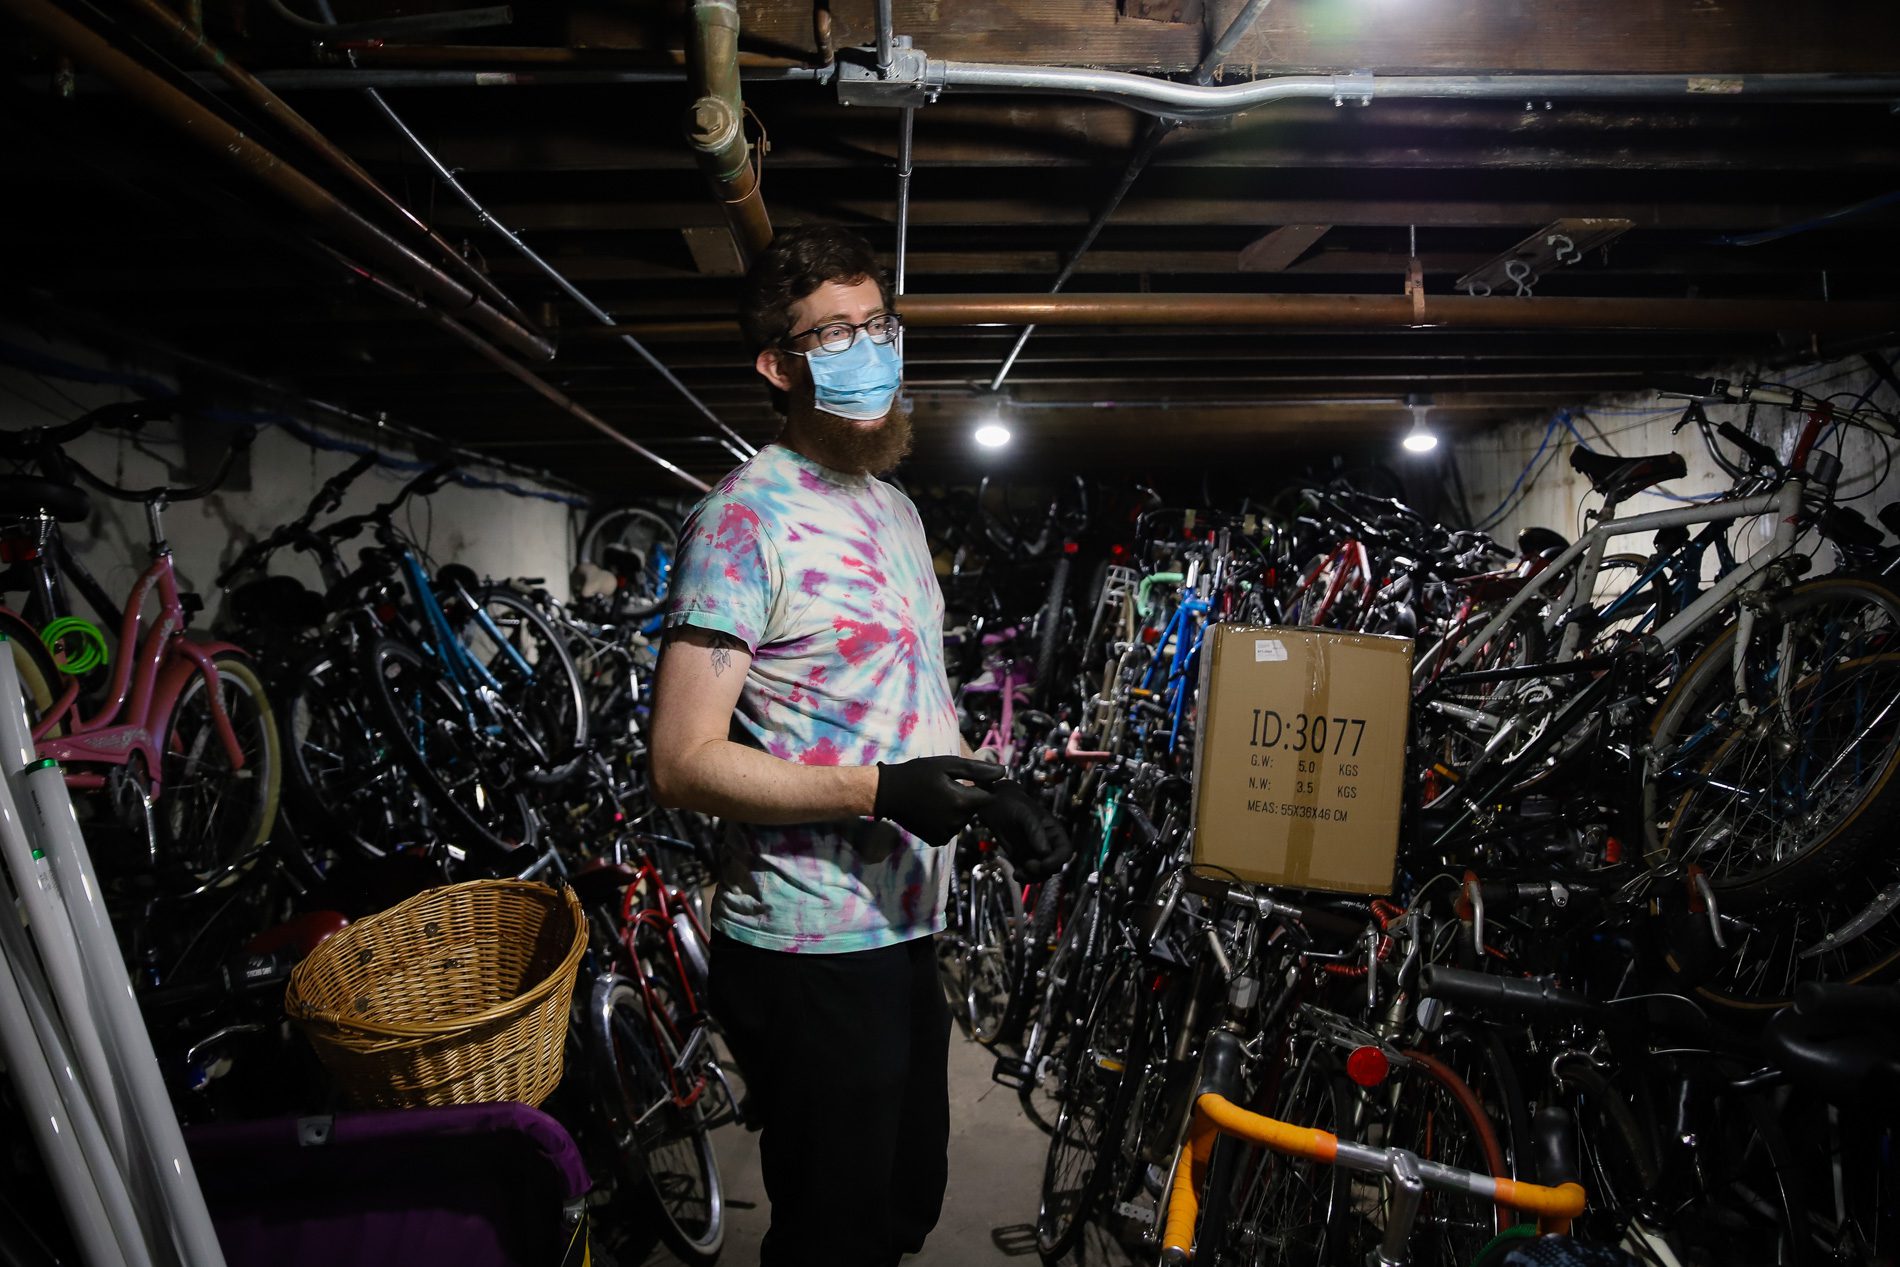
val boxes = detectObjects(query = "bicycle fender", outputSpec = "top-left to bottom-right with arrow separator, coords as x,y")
148,639 -> 251,771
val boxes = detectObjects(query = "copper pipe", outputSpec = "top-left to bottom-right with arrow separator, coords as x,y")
324,247 -> 711,491
3,0 -> 553,363
583,293 -> 1900,337
326,43 -> 813,68
687,0 -> 774,265
118,0 -> 530,325
905,293 -> 1899,332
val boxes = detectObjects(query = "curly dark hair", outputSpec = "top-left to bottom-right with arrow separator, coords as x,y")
737,225 -> 894,353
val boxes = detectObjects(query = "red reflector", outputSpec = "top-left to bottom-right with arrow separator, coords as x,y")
0,538 -> 40,564
1346,1045 -> 1389,1087
1603,836 -> 1623,865
1110,543 -> 1127,557
1063,541 -> 1080,555
376,602 -> 398,624
1142,627 -> 1160,645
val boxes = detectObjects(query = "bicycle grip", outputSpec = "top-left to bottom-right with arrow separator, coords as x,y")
1530,1105 -> 1581,1190
1416,964 -> 1605,1023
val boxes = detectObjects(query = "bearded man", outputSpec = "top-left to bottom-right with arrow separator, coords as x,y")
649,224 -> 1071,1266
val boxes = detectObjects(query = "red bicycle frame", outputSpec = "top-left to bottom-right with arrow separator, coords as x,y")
616,852 -> 715,1110
24,548 -> 247,795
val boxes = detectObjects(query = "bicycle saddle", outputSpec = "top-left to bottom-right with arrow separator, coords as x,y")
0,475 -> 92,524
1762,983 -> 1900,1109
1567,446 -> 1688,502
1516,526 -> 1569,560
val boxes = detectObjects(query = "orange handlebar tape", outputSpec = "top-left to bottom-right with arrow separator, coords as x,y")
1197,1092 -> 1340,1163
1160,1138 -> 1201,1259
1493,1178 -> 1587,1219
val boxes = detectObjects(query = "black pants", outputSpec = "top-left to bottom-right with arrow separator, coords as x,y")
709,932 -> 951,1267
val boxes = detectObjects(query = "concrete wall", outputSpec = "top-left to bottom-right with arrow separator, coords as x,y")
1449,351 -> 1900,572
0,331 -> 582,633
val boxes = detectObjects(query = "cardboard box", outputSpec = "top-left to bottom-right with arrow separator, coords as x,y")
1190,625 -> 1412,896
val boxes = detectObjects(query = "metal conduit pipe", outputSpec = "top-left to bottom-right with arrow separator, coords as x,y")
325,247 -> 712,492
116,0 -> 529,324
925,65 -> 1900,118
687,0 -> 774,265
0,0 -> 555,363
987,0 -> 1276,391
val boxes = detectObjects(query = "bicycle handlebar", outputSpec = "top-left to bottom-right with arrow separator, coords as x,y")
66,425 -> 256,505
315,462 -> 456,544
218,453 -> 383,586
1162,1092 -> 1587,1263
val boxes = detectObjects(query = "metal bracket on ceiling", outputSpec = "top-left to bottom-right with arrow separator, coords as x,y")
836,41 -> 942,108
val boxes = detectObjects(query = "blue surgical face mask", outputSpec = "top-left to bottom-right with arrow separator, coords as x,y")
802,334 -> 902,421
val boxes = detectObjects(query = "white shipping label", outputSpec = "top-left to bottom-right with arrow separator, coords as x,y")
1254,639 -> 1288,663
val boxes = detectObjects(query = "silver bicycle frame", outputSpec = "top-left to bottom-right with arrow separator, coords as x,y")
1414,477 -> 1806,693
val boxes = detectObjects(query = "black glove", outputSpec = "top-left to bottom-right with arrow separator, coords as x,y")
874,756 -> 1004,847
977,780 -> 1074,881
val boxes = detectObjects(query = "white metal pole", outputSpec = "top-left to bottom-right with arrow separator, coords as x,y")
0,745 -> 131,1165
0,859 -> 153,1267
19,757 -> 227,1267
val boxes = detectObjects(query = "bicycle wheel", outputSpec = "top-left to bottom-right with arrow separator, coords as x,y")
282,649 -> 432,859
1036,953 -> 1150,1261
161,650 -> 284,876
966,863 -> 1021,1044
1032,555 -> 1072,711
580,507 -> 678,620
1377,1051 -> 1509,1267
1646,574 -> 1900,898
0,609 -> 60,734
363,636 -> 537,857
997,870 -> 1063,1047
1218,1038 -> 1354,1267
588,974 -> 724,1265
457,585 -> 588,784
1416,610 -> 1544,811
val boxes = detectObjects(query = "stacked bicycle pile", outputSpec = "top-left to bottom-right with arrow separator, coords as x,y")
942,385 -> 1900,1266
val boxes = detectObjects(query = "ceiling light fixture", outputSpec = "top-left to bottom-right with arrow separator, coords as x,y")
1401,401 -> 1438,454
974,422 -> 1012,449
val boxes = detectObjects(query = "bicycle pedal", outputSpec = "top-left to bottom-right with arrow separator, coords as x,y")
990,1054 -> 1035,1090
1112,1200 -> 1156,1228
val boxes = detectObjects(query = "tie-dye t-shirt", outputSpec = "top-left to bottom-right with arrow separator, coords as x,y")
663,443 -> 963,954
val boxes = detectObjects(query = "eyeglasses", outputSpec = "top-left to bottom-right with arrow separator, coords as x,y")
780,312 -> 904,357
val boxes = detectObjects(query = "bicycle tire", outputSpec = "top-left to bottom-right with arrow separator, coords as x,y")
463,584 -> 589,785
1035,953 -> 1147,1262
281,649 -> 433,860
997,870 -> 1063,1047
161,650 -> 284,876
1646,574 -> 1900,902
1383,1048 -> 1511,1266
362,636 -> 538,858
588,974 -> 724,1265
0,609 -> 61,737
1220,1037 -> 1353,1267
579,506 -> 679,620
1032,555 -> 1071,711
967,866 -> 1021,1045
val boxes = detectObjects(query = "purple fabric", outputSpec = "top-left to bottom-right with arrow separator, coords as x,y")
185,1102 -> 592,1267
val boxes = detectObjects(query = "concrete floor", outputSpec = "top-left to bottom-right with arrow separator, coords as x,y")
640,1027 -> 1144,1267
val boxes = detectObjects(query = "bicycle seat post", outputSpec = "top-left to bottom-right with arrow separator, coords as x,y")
145,493 -> 171,558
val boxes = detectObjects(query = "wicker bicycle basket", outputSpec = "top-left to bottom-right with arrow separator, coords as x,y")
285,880 -> 587,1109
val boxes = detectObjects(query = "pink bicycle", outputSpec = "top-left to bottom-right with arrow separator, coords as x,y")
0,405 -> 282,878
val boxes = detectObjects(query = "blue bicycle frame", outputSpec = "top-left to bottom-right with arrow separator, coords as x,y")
393,546 -> 538,733
1140,585 -> 1211,754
